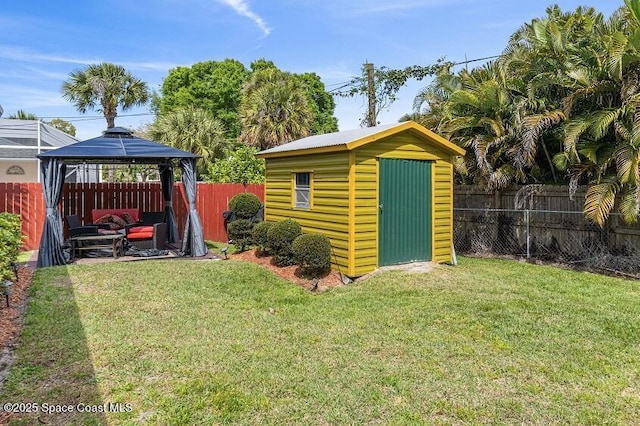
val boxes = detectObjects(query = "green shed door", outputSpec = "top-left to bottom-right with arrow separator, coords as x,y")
378,158 -> 432,266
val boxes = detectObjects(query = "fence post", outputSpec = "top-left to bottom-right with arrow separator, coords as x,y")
525,209 -> 531,259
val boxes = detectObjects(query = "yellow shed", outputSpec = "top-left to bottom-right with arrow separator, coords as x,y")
256,121 -> 466,278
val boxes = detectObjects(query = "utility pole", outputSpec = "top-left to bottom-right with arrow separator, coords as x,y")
366,62 -> 376,127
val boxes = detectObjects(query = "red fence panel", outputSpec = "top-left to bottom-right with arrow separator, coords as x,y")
193,183 -> 264,242
0,182 -> 265,251
0,183 -> 44,251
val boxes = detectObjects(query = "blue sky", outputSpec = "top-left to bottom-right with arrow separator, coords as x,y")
0,0 -> 622,140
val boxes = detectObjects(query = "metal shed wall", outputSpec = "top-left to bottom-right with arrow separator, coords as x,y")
263,152 -> 351,273
352,133 -> 454,276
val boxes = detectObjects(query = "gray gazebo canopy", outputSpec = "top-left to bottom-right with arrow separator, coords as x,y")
36,127 -> 208,267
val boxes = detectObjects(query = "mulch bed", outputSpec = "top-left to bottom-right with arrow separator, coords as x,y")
0,265 -> 33,388
232,249 -> 344,291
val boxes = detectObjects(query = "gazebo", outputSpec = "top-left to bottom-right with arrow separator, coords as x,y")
35,127 -> 208,267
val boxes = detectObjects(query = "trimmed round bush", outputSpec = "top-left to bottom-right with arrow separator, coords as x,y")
267,219 -> 302,266
227,218 -> 253,251
228,193 -> 262,219
251,221 -> 273,252
292,233 -> 331,277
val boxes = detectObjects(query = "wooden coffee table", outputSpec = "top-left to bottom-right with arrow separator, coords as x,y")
69,234 -> 125,259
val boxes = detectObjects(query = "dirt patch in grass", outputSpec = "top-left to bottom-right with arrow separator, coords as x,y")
0,265 -> 33,390
231,249 -> 344,291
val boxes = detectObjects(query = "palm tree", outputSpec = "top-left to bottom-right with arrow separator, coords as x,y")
552,2 -> 640,225
149,107 -> 231,175
240,68 -> 313,150
432,62 -> 527,189
61,62 -> 149,128
500,5 -> 610,185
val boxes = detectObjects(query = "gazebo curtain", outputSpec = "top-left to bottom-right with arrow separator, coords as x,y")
160,165 -> 178,243
180,158 -> 207,257
36,158 -> 67,267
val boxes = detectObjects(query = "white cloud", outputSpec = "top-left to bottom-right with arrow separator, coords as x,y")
316,0 -> 463,15
0,84 -> 68,109
0,46 -> 100,66
0,46 -> 181,74
218,0 -> 271,35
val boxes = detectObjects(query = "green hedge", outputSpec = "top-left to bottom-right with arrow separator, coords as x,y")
266,219 -> 301,266
251,221 -> 273,254
227,219 -> 253,252
292,233 -> 332,277
0,213 -> 23,281
228,193 -> 262,220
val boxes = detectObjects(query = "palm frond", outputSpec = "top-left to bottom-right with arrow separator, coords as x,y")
488,164 -> 516,190
520,110 -> 566,167
587,108 -> 620,140
625,0 -> 640,27
614,145 -> 637,183
584,178 -> 619,226
553,152 -> 570,171
472,135 -> 494,175
604,31 -> 628,80
614,119 -> 632,141
619,182 -> 640,223
563,118 -> 591,158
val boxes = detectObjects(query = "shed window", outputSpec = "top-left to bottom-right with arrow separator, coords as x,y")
294,172 -> 311,209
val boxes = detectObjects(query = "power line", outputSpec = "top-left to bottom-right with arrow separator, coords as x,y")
37,112 -> 155,121
450,54 -> 501,66
329,54 -> 502,94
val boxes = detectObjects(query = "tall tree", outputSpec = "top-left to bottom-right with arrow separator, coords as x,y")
47,118 -> 76,136
157,59 -> 250,138
61,62 -> 149,128
435,63 -> 527,189
149,107 -> 231,175
416,2 -> 640,225
296,72 -> 338,134
552,2 -> 640,225
240,68 -> 313,150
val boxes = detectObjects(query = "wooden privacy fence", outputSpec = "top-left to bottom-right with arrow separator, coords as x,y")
453,185 -> 640,277
0,182 -> 264,250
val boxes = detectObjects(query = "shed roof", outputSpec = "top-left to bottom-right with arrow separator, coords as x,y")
256,121 -> 465,158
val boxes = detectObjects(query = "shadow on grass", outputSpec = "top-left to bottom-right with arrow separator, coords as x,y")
0,265 -> 107,426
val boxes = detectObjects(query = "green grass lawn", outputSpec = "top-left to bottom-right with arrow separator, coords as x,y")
1,257 -> 639,425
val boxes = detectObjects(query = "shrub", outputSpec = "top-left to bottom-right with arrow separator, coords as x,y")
267,219 -> 302,266
292,233 -> 332,277
228,193 -> 262,220
251,221 -> 273,254
227,219 -> 253,252
0,213 -> 23,281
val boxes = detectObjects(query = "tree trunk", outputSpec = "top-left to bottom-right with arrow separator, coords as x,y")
106,117 -> 116,182
541,139 -> 558,184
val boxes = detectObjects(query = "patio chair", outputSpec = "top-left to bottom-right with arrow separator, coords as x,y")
65,214 -> 102,237
125,211 -> 167,250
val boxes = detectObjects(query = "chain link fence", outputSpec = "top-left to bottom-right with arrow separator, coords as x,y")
454,208 -> 640,279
